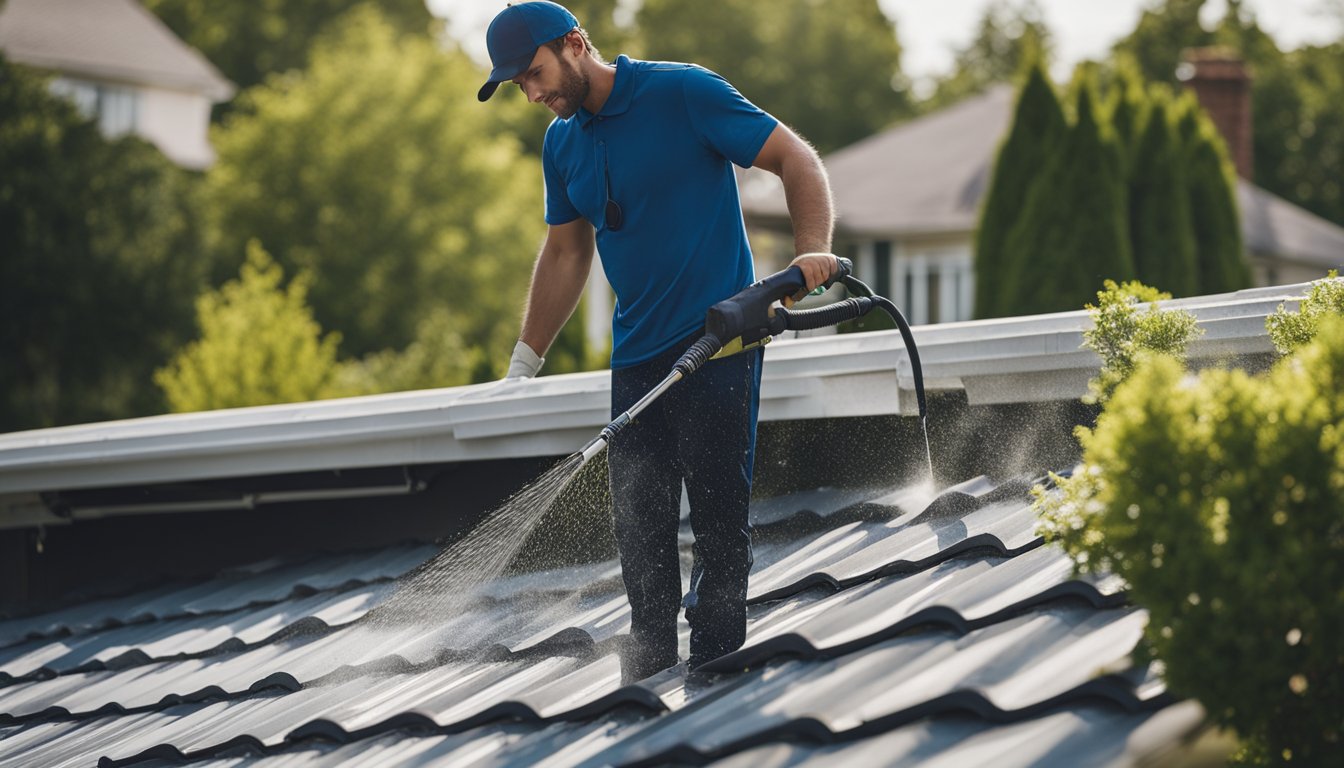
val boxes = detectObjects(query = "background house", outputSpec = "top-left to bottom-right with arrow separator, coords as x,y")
736,55 -> 1344,328
0,0 -> 234,169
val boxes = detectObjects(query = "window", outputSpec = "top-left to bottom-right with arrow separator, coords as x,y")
873,241 -> 892,298
49,77 -> 138,137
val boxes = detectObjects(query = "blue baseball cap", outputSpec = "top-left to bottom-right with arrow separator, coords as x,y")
477,2 -> 580,102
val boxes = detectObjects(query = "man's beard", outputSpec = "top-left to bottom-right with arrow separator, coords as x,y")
549,59 -> 590,119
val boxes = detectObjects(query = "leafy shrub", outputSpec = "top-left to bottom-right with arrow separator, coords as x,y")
156,242 -> 342,411
1083,280 -> 1202,403
1037,317 -> 1344,764
1266,270 -> 1344,355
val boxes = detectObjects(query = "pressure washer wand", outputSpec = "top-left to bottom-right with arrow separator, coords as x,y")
578,256 -> 932,480
577,260 -> 850,463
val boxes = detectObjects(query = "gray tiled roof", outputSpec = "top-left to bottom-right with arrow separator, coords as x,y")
741,85 -> 1344,268
0,0 -> 233,100
0,476 -> 1204,766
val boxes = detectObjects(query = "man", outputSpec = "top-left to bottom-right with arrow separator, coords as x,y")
478,1 -> 837,683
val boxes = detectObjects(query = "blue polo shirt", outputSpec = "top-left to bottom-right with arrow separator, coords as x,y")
542,56 -> 778,368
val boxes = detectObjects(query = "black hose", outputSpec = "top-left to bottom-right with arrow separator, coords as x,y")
870,295 -> 927,419
776,297 -> 873,331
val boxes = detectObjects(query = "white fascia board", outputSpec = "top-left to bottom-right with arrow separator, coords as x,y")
0,282 -> 1316,497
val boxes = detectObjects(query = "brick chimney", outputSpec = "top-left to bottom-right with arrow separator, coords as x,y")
1178,47 -> 1253,179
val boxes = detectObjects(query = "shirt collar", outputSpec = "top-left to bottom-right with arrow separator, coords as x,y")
578,55 -> 634,128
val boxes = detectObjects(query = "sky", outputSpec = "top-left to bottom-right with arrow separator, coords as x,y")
429,0 -> 1341,93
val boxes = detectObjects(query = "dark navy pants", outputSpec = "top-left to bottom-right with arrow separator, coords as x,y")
608,332 -> 762,681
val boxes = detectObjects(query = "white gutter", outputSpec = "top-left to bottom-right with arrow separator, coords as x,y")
0,282 -> 1308,502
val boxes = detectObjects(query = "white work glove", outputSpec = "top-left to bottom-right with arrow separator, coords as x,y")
505,340 -> 545,380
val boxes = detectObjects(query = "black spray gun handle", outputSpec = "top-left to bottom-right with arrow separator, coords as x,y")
703,256 -> 852,349
674,257 -> 853,377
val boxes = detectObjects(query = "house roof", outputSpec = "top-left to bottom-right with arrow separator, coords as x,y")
0,0 -> 234,101
1,280 -> 1320,764
0,280 -> 1300,522
741,85 -> 1344,267
0,474 -> 1207,766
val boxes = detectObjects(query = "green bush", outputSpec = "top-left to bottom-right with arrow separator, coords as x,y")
156,242 -> 342,411
1083,280 -> 1202,403
1037,318 -> 1344,764
1266,270 -> 1344,355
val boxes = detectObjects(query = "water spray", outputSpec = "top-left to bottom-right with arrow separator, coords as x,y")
578,257 -> 932,481
378,258 -> 933,625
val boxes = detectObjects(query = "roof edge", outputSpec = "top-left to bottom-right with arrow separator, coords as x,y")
0,282 -> 1314,499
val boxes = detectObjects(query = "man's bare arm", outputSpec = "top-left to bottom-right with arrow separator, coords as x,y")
753,123 -> 837,296
515,218 -> 596,371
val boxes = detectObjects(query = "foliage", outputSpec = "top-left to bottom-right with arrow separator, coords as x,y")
635,0 -> 912,153
922,0 -> 1053,111
1082,280 -> 1202,403
1102,60 -> 1147,175
1036,319 -> 1344,765
156,243 -> 342,411
974,60 -> 1066,318
1111,0 -> 1344,228
1175,97 -> 1249,294
0,54 -> 207,432
1111,0 -> 1210,84
1127,96 -> 1199,296
1266,271 -> 1344,355
997,84 -> 1134,316
982,55 -> 1248,316
204,5 -> 544,360
329,309 -> 479,396
1252,42 -> 1344,228
143,0 -> 433,95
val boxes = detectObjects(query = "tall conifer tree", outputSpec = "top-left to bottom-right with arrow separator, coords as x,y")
1128,98 -> 1199,296
998,85 -> 1135,315
974,61 -> 1066,318
1175,99 -> 1249,293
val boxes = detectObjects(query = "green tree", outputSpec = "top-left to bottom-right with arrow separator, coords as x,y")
1175,96 -> 1249,293
1037,320 -> 1344,766
143,0 -> 433,94
1128,96 -> 1199,296
635,0 -> 912,153
1103,60 -> 1147,175
205,5 -> 544,361
0,54 -> 207,432
1251,42 -> 1344,227
974,61 -> 1067,318
1111,0 -> 1211,84
923,0 -> 1053,111
156,242 -> 342,411
997,84 -> 1134,315
1111,0 -> 1344,227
